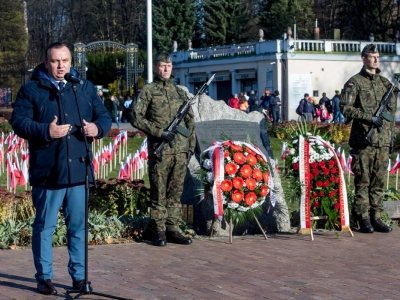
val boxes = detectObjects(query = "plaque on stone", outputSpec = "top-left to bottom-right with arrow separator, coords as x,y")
195,120 -> 268,157
383,201 -> 400,219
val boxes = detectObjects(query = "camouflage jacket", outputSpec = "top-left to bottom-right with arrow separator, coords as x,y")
340,67 -> 396,148
130,75 -> 196,154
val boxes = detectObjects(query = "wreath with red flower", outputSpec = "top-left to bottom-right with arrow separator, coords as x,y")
282,130 -> 342,229
199,141 -> 272,222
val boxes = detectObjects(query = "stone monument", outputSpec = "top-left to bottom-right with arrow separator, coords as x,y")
179,86 -> 291,236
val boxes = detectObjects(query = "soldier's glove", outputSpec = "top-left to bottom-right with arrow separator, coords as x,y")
371,116 -> 383,127
187,150 -> 193,163
161,130 -> 176,142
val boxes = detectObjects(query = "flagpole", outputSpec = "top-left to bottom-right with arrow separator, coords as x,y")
387,158 -> 391,190
396,169 -> 399,190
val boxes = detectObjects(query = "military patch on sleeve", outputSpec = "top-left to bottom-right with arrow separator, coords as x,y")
347,82 -> 354,87
135,97 -> 142,108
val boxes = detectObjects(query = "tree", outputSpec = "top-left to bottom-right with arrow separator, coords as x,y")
202,0 -> 252,47
0,0 -> 28,97
258,0 -> 315,40
152,0 -> 197,52
336,0 -> 400,41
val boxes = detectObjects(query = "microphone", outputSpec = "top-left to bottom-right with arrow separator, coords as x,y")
64,73 -> 83,84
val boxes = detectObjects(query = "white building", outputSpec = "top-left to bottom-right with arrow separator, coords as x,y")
170,39 -> 400,121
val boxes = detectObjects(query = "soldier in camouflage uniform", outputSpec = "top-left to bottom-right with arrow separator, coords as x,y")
340,44 -> 395,233
130,52 -> 195,246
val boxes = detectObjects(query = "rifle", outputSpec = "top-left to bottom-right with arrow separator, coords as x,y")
153,73 -> 216,162
365,75 -> 400,145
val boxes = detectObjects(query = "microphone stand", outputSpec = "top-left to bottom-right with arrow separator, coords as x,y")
66,84 -> 131,300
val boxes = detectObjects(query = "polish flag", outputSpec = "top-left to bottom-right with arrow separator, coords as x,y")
20,150 -> 29,186
121,131 -> 128,145
340,150 -> 346,172
336,146 -> 341,158
125,155 -> 132,179
132,151 -> 139,171
139,138 -> 148,160
92,152 -> 99,175
5,132 -> 14,145
390,154 -> 400,174
346,155 -> 353,174
387,158 -> 391,172
118,161 -> 128,179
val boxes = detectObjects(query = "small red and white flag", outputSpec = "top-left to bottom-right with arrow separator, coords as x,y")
390,154 -> 400,174
346,155 -> 353,174
340,149 -> 346,172
139,138 -> 148,160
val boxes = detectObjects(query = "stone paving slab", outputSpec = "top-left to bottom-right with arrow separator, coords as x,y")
1,229 -> 400,300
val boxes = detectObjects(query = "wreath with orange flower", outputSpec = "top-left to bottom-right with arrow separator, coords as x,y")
199,141 -> 272,222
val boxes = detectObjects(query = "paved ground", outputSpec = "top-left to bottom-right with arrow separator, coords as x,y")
1,228 -> 400,300
112,122 -> 135,131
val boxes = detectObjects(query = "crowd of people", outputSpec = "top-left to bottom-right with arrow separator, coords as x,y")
227,88 -> 344,125
228,89 -> 282,128
296,90 -> 343,123
96,90 -> 135,128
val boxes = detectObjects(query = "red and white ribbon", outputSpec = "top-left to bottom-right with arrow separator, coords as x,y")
299,135 -> 312,233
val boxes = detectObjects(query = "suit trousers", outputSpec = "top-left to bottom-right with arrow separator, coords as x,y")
31,185 -> 85,282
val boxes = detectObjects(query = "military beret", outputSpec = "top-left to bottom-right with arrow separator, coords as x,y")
154,51 -> 172,63
361,44 -> 378,56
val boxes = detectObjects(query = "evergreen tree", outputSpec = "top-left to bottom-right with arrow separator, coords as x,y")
336,0 -> 399,41
0,0 -> 28,98
203,0 -> 228,46
203,0 -> 251,47
153,0 -> 196,52
258,0 -> 314,40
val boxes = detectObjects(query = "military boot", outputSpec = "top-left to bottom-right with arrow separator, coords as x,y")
371,217 -> 392,233
154,231 -> 167,246
167,231 -> 192,245
359,218 -> 374,233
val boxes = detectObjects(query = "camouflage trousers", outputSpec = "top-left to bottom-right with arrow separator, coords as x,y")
350,146 -> 389,219
148,152 -> 187,232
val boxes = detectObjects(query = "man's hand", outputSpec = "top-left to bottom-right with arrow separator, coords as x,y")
371,116 -> 383,127
82,119 -> 99,137
161,130 -> 175,142
49,116 -> 71,139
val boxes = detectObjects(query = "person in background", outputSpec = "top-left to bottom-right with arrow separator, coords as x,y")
316,103 -> 330,123
319,92 -> 332,119
332,90 -> 342,123
239,92 -> 249,113
340,44 -> 395,234
123,95 -> 133,123
260,89 -> 271,114
311,97 -> 319,122
229,93 -> 240,109
117,94 -> 124,123
130,51 -> 195,246
10,42 -> 111,295
248,90 -> 258,112
110,95 -> 120,129
269,90 -> 281,129
298,93 -> 315,121
97,89 -> 105,104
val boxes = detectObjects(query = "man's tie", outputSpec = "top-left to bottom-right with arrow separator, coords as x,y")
58,81 -> 65,91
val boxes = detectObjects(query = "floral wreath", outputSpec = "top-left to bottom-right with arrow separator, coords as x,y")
199,140 -> 274,222
282,129 -> 349,231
